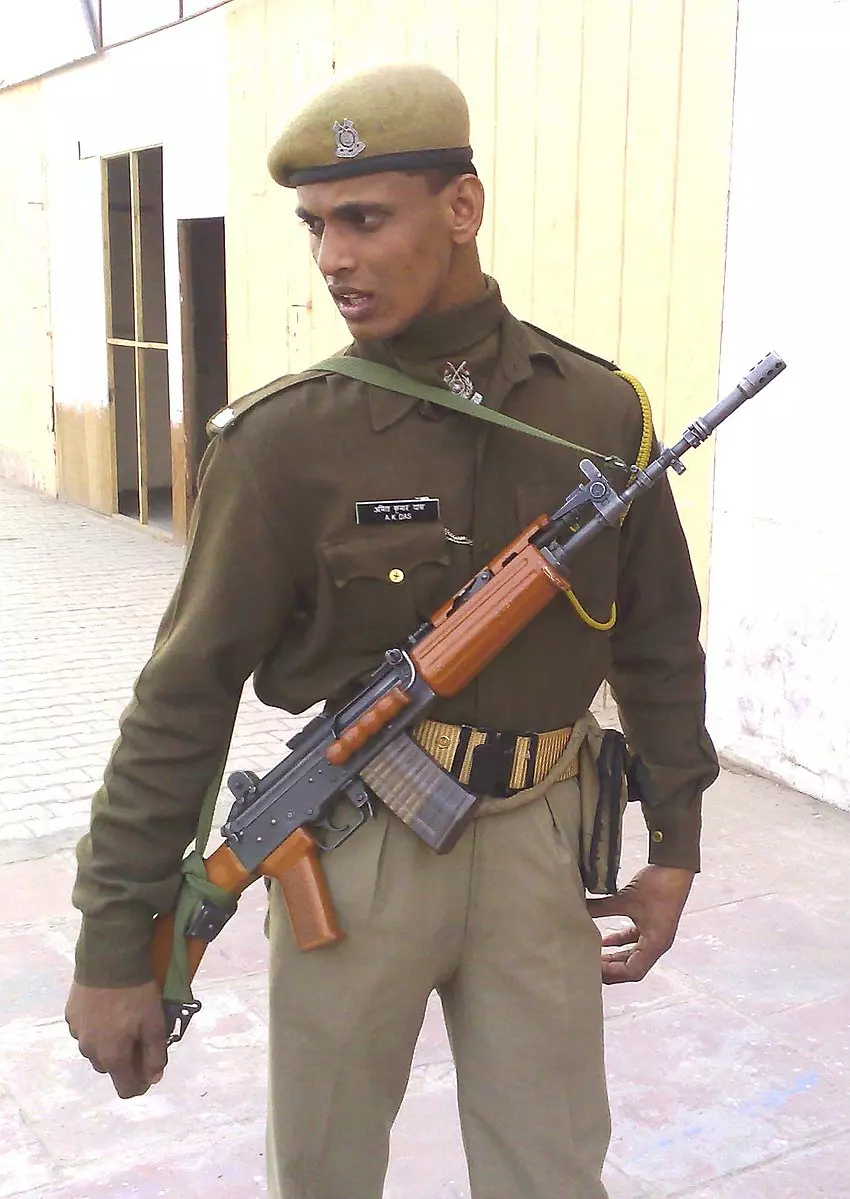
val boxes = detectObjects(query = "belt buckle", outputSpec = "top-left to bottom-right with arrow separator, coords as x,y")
467,732 -> 517,798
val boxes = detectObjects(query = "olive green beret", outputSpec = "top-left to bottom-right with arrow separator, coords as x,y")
267,63 -> 475,188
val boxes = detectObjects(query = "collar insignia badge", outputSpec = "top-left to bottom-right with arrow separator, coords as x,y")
444,360 -> 483,405
333,118 -> 366,159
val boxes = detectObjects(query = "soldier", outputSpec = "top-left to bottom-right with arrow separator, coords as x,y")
66,64 -> 718,1199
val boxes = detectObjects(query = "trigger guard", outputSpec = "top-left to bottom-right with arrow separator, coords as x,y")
313,805 -> 367,852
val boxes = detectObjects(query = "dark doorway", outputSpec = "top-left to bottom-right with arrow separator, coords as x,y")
103,147 -> 173,532
178,216 -> 229,532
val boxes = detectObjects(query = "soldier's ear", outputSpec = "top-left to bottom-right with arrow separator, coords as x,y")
448,174 -> 485,245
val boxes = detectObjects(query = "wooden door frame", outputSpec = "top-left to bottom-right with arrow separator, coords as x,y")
102,147 -> 174,532
174,218 -> 196,542
100,156 -> 120,517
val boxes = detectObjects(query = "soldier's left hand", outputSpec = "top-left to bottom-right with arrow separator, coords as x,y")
586,864 -> 695,984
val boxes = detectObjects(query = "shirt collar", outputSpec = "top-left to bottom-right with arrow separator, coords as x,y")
350,279 -> 564,432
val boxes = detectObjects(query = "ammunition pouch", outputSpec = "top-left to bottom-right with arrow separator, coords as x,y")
576,711 -> 659,894
471,710 -> 645,894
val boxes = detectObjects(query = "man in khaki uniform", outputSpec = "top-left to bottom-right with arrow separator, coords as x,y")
66,64 -> 718,1198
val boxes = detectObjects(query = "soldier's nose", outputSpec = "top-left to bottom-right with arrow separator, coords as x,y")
316,229 -> 356,276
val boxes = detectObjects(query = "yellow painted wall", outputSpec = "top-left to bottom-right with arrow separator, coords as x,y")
0,81 -> 57,493
225,0 -> 739,601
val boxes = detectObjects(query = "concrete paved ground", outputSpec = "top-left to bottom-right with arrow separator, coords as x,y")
2,476 -> 849,1198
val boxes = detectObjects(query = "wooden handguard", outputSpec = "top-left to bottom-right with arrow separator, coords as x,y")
414,521 -> 570,697
260,828 -> 345,951
323,519 -> 564,769
325,684 -> 410,767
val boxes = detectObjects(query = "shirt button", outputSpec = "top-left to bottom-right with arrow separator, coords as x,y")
651,830 -> 664,843
388,568 -> 405,584
437,734 -> 451,748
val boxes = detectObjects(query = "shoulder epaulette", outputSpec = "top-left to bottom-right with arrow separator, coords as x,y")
523,320 -> 653,473
521,321 -> 618,372
206,368 -> 331,438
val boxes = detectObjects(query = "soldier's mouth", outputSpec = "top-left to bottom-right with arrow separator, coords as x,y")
329,288 -> 376,322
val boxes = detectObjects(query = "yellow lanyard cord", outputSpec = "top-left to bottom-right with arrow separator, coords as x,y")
565,588 -> 619,631
565,370 -> 654,633
614,370 -> 654,473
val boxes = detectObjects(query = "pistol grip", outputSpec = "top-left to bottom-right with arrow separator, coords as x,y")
261,828 -> 345,952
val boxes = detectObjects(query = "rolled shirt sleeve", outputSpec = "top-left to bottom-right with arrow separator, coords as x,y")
608,471 -> 719,872
73,435 -> 296,987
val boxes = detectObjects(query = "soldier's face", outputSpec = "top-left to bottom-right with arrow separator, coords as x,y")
295,172 -> 481,339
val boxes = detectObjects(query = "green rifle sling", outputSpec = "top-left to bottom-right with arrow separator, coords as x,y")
312,356 -> 631,470
162,751 -> 234,1006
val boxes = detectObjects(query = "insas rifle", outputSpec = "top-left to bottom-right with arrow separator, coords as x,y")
150,351 -> 786,1043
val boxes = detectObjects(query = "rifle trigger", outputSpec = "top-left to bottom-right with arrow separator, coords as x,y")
314,801 -> 369,851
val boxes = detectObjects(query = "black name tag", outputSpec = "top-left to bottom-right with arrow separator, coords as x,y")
355,497 -> 441,525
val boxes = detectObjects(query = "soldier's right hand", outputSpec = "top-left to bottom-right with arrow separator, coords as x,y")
65,979 -> 168,1099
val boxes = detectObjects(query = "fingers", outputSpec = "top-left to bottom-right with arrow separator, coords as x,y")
65,981 -> 168,1099
65,1005 -> 80,1045
109,1063 -> 152,1100
601,944 -> 656,985
105,1035 -> 151,1099
592,866 -> 692,985
600,926 -> 672,985
90,1044 -> 150,1098
600,924 -> 638,948
75,1030 -> 153,1099
601,957 -> 640,985
601,948 -> 633,965
139,1019 -> 168,1087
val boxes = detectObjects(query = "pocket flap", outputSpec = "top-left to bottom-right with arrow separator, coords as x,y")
320,523 -> 451,588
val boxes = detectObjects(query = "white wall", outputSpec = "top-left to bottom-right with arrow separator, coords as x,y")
0,82 -> 56,491
42,7 -> 228,434
707,0 -> 850,808
0,0 -> 94,88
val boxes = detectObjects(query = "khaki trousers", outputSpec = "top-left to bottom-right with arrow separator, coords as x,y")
266,776 -> 610,1199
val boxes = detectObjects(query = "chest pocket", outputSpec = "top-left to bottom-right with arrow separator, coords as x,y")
319,522 -> 452,654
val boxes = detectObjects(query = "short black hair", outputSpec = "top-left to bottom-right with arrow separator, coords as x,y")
406,166 -> 476,194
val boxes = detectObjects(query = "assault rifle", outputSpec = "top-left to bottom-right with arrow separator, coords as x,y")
150,352 -> 786,1042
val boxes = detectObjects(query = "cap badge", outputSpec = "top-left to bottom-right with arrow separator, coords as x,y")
444,361 -> 483,405
333,118 -> 366,159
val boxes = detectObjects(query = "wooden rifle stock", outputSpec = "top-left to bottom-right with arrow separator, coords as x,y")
149,829 -> 343,996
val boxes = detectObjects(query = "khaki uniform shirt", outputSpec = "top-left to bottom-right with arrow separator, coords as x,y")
73,281 -> 718,987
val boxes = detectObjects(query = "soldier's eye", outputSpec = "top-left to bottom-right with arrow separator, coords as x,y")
355,212 -> 383,231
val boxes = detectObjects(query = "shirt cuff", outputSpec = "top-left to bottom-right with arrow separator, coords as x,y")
74,913 -> 155,988
642,799 -> 702,872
